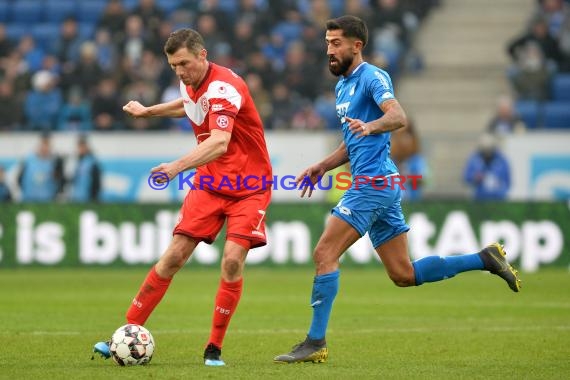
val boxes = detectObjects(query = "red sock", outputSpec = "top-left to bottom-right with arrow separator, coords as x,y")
126,266 -> 172,325
208,278 -> 243,348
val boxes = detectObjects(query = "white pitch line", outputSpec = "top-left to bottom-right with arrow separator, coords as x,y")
9,325 -> 570,336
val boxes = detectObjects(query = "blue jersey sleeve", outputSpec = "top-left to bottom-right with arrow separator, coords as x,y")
365,69 -> 395,106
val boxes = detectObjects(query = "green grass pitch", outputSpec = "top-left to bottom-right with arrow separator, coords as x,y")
0,266 -> 569,379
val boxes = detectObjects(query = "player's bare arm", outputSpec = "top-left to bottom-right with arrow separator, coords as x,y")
296,142 -> 349,198
347,99 -> 408,137
151,129 -> 231,182
123,98 -> 186,118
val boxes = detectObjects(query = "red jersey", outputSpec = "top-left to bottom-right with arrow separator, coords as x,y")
180,63 -> 272,198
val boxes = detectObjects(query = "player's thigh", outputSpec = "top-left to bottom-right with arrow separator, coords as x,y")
369,191 -> 413,284
368,188 -> 410,249
331,184 -> 385,237
224,191 -> 271,248
174,189 -> 226,244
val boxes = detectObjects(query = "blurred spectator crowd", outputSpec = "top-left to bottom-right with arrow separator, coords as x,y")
506,0 -> 570,130
0,0 -> 439,132
463,0 -> 570,201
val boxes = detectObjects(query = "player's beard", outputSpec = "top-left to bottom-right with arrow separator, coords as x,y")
328,54 -> 353,77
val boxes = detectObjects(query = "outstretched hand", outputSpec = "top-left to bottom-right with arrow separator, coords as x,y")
295,165 -> 326,198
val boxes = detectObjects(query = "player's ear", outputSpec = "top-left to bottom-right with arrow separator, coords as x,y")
353,39 -> 363,53
200,48 -> 208,60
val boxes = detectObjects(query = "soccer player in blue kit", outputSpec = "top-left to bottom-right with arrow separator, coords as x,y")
273,15 -> 522,364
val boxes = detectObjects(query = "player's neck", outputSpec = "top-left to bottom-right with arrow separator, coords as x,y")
190,61 -> 211,91
344,57 -> 364,77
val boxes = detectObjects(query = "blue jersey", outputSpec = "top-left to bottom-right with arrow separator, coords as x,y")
334,62 -> 398,178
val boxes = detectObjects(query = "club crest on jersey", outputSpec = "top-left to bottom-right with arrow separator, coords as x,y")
218,86 -> 227,94
216,115 -> 230,128
200,96 -> 209,113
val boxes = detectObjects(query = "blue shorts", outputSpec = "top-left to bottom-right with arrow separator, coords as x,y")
331,180 -> 410,248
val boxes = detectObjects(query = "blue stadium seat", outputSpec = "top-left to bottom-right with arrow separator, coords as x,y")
551,74 -> 570,102
77,0 -> 107,23
515,100 -> 541,129
31,23 -> 60,53
123,0 -> 139,11
78,22 -> 96,40
218,0 -> 238,14
543,102 -> 570,129
156,0 -> 182,15
0,1 -> 9,23
44,0 -> 77,23
10,0 -> 44,23
297,0 -> 344,17
5,23 -> 29,43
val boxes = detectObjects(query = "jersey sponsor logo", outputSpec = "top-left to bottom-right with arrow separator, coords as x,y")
216,115 -> 230,128
336,101 -> 350,120
211,104 -> 224,112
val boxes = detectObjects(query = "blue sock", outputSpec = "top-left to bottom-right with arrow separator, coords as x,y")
412,254 -> 484,286
307,270 -> 339,340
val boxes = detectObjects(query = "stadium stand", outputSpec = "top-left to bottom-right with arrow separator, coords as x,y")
551,73 -> 570,100
77,1 -> 109,24
9,0 -> 43,24
0,1 -> 8,23
515,99 -> 542,129
45,0 -> 78,23
543,101 -> 570,128
0,0 -> 439,133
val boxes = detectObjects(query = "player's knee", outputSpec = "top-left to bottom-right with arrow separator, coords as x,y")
388,270 -> 415,287
312,246 -> 336,272
222,257 -> 242,278
158,251 -> 188,275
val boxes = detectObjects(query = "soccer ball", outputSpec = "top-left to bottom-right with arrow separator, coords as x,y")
109,324 -> 155,366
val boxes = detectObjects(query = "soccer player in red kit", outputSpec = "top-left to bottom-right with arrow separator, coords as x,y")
93,28 -> 272,366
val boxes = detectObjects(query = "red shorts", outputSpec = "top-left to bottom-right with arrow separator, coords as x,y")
173,189 -> 271,248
